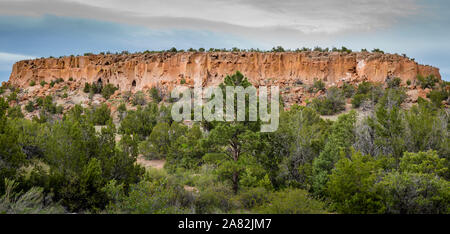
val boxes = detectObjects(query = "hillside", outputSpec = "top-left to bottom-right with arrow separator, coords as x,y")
2,51 -> 444,120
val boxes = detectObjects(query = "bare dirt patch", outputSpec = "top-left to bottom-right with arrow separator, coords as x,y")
183,185 -> 199,193
137,155 -> 166,170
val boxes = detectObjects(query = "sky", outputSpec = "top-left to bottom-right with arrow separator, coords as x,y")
0,0 -> 449,82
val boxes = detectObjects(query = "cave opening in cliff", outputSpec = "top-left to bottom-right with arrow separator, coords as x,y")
97,78 -> 103,87
132,80 -> 136,87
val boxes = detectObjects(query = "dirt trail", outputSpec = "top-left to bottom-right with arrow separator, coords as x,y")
137,155 -> 166,170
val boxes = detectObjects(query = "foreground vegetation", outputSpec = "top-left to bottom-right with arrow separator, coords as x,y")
0,72 -> 449,214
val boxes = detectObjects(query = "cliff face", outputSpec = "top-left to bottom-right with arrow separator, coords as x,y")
7,51 -> 441,106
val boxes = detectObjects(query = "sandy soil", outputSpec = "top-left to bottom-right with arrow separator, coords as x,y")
137,155 -> 166,170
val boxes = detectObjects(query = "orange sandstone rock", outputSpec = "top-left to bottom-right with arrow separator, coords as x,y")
7,51 -> 441,106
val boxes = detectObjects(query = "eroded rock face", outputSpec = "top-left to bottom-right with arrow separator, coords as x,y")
7,51 -> 441,106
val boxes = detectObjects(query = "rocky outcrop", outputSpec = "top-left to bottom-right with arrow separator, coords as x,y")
7,51 -> 441,106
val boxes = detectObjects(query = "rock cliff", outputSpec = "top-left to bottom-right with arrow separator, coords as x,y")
6,51 -> 442,107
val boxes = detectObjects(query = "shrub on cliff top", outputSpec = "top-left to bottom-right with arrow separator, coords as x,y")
372,48 -> 385,54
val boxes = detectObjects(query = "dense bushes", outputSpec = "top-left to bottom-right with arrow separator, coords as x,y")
104,170 -> 191,214
351,82 -> 384,108
35,95 -> 63,115
90,104 -> 111,125
101,84 -> 118,100
309,87 -> 346,115
0,71 -> 448,214
0,179 -> 64,214
149,87 -> 162,103
386,77 -> 402,89
327,150 -> 449,214
256,189 -> 327,214
25,101 -> 35,112
417,74 -> 439,89
308,79 -> 325,93
119,103 -> 172,141
132,91 -> 147,106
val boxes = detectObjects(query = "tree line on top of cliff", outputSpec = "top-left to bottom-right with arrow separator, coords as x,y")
39,46 -> 403,60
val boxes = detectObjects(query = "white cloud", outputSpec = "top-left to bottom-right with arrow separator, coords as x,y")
0,52 -> 35,62
0,0 -> 420,34
0,52 -> 35,70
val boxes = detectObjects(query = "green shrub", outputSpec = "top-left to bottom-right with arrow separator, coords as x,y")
0,179 -> 64,214
29,80 -> 36,86
132,91 -> 146,106
386,77 -> 402,89
378,88 -> 407,108
139,122 -> 170,159
399,151 -> 448,177
372,48 -> 385,54
376,172 -> 450,214
356,81 -> 373,95
91,104 -> 111,125
7,91 -> 18,103
427,90 -> 446,108
7,106 -> 24,119
271,46 -> 285,52
118,103 -> 127,120
119,104 -> 159,141
43,95 -> 56,114
101,84 -> 118,100
312,79 -> 326,92
149,87 -> 162,103
83,83 -> 91,93
310,87 -> 345,115
326,151 -> 385,214
194,183 -> 236,214
90,82 -> 102,94
40,81 -> 47,87
122,91 -> 132,102
237,187 -> 270,209
351,82 -> 384,108
256,189 -> 327,214
351,93 -> 368,108
25,100 -> 35,112
55,105 -> 64,114
341,83 -> 355,98
104,173 -> 191,214
417,75 -> 439,89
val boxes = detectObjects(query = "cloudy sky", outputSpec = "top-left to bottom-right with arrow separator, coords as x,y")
0,0 -> 449,81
